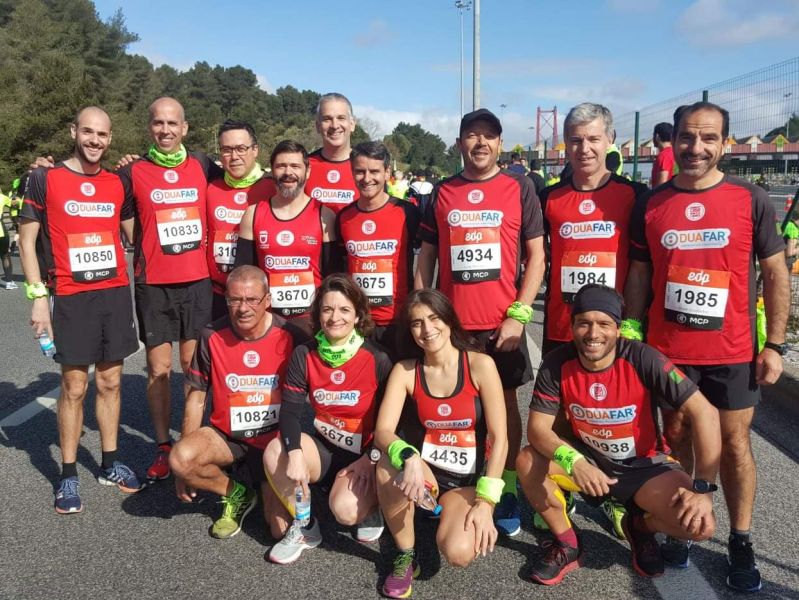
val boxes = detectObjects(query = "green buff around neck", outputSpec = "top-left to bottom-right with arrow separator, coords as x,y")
148,144 -> 187,168
315,330 -> 364,367
225,164 -> 263,189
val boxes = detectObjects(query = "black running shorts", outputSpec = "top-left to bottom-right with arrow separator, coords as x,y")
134,278 -> 212,346
471,328 -> 533,389
676,362 -> 760,410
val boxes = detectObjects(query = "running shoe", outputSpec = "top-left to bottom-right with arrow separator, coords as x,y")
533,491 -> 576,530
621,514 -> 664,578
54,476 -> 82,514
494,492 -> 521,537
146,444 -> 171,480
356,508 -> 385,543
661,537 -> 692,568
382,550 -> 420,598
210,484 -> 256,539
530,539 -> 581,585
268,518 -> 322,564
727,535 -> 762,592
97,461 -> 142,493
601,499 -> 627,539
3,280 -> 18,290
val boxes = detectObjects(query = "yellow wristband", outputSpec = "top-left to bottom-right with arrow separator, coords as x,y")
475,476 -> 504,505
25,281 -> 48,300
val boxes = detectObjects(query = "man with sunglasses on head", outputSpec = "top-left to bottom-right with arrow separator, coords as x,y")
170,265 -> 304,540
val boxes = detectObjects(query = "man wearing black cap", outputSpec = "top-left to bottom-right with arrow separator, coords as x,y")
415,108 -> 546,537
516,284 -> 721,585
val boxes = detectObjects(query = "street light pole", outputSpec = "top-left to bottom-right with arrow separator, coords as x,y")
785,93 -> 793,177
473,0 -> 480,110
455,1 -> 471,120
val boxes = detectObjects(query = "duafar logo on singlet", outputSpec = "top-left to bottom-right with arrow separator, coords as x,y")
660,228 -> 730,250
311,188 -> 355,203
447,209 -> 503,228
225,373 -> 279,392
558,220 -> 615,239
569,404 -> 636,424
64,200 -> 115,218
214,206 -> 245,224
345,239 -> 398,257
423,418 -> 473,429
313,389 -> 360,406
264,255 -> 310,270
150,187 -> 199,204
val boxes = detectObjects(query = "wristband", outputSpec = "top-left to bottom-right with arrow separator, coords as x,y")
25,281 -> 48,300
553,445 -> 584,476
619,318 -> 643,341
506,301 -> 533,325
387,439 -> 419,471
475,476 -> 504,505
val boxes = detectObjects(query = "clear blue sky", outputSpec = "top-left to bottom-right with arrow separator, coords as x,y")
94,0 -> 799,148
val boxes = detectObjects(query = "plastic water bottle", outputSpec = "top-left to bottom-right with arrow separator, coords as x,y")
393,471 -> 442,515
37,333 -> 56,358
294,486 -> 311,526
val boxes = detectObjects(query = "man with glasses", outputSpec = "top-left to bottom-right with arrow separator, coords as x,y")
170,265 -> 303,539
206,120 -> 275,320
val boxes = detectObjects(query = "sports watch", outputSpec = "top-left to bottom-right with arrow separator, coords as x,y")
763,341 -> 787,356
399,446 -> 417,466
369,447 -> 382,464
692,479 -> 718,494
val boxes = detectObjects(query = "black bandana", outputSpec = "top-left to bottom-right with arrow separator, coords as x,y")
571,285 -> 622,324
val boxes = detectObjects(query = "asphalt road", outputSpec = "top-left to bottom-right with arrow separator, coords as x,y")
1,253 -> 798,600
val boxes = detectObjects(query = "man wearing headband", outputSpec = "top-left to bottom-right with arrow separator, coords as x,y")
516,284 -> 721,585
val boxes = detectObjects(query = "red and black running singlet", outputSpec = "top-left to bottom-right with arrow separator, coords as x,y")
185,316 -> 299,449
409,351 -> 487,477
630,176 -> 785,364
206,177 -> 274,295
120,154 -> 212,285
531,338 -> 697,462
22,165 -> 129,296
304,150 -> 356,214
541,175 -> 645,341
336,197 -> 420,325
419,171 -> 544,330
253,197 -> 324,318
282,342 -> 392,454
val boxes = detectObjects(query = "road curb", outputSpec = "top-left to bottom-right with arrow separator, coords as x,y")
762,360 -> 799,417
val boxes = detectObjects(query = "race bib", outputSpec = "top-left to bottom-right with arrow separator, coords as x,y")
574,421 -> 636,461
449,227 -> 501,283
421,429 -> 477,475
155,206 -> 202,254
213,230 -> 238,271
352,258 -> 394,306
664,265 -> 730,330
560,251 -> 616,302
313,412 -> 363,453
67,231 -> 117,282
228,390 -> 280,440
269,271 -> 315,314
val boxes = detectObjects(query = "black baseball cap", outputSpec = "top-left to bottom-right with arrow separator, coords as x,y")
459,108 -> 502,136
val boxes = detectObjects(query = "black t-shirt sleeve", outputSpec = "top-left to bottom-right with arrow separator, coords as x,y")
191,151 -> 224,182
629,189 -> 654,262
20,168 -> 47,222
117,163 -> 137,221
185,327 -> 213,391
528,171 -> 546,197
529,353 -> 564,415
538,185 -> 551,237
751,185 -> 786,259
280,344 -> 311,451
519,173 -> 545,240
418,184 -> 440,245
630,341 -> 697,410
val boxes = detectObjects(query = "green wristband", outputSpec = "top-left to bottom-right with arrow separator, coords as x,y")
387,439 -> 418,471
506,301 -> 533,325
553,445 -> 584,476
475,476 -> 504,505
25,281 -> 48,300
619,318 -> 643,341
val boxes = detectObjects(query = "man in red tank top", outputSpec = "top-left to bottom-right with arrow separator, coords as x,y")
304,93 -> 358,214
236,140 -> 338,338
19,107 -> 142,514
415,108 -> 546,537
625,102 -> 789,592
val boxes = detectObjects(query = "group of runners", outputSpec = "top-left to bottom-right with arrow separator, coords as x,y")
19,92 -> 789,597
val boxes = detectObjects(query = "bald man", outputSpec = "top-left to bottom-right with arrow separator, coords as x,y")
117,97 -> 223,481
20,106 -> 142,514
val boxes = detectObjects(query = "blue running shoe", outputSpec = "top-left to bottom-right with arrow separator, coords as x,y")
495,492 -> 521,537
54,476 -> 82,514
97,461 -> 142,493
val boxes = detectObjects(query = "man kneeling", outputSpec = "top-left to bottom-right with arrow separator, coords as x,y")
170,266 -> 303,539
517,284 -> 721,584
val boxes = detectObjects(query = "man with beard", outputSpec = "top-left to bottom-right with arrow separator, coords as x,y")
206,120 -> 275,320
517,284 -> 721,585
19,106 -> 141,513
337,141 -> 420,358
236,140 -> 337,338
624,102 -> 789,592
415,108 -> 546,537
304,93 -> 358,214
